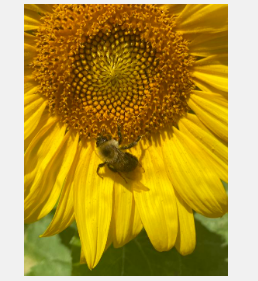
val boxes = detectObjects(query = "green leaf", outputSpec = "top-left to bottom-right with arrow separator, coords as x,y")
24,215 -> 72,276
222,180 -> 228,192
194,213 -> 228,245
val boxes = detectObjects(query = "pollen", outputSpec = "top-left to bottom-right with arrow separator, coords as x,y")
32,4 -> 194,142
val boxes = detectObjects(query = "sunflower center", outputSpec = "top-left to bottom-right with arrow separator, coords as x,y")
68,28 -> 158,132
32,4 -> 193,142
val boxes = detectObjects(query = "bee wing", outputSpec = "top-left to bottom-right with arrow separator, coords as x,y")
115,147 -> 128,164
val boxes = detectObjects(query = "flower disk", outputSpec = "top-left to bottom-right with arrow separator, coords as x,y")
32,4 -> 194,142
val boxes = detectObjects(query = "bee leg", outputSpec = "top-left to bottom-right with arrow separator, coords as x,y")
117,124 -> 123,145
108,164 -> 128,184
120,135 -> 142,150
97,162 -> 107,179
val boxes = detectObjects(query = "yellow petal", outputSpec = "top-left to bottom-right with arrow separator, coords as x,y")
24,4 -> 53,14
74,143 -> 113,269
24,83 -> 47,149
24,5 -> 52,31
24,111 -> 50,152
24,75 -> 35,84
179,115 -> 228,182
189,31 -> 228,57
192,55 -> 228,93
24,11 -> 41,31
175,191 -> 196,255
193,77 -> 228,100
24,32 -> 36,46
194,54 -> 228,67
182,113 -> 228,159
24,65 -> 33,77
188,91 -> 228,141
176,4 -> 228,34
24,96 -> 48,140
133,142 -> 178,251
159,4 -> 186,15
24,43 -> 36,65
41,140 -> 82,237
191,89 -> 227,107
24,81 -> 38,96
24,118 -> 63,196
162,128 -> 228,218
25,129 -> 78,223
112,181 -> 143,248
24,92 -> 41,108
80,227 -> 113,265
24,92 -> 45,123
185,111 -> 214,135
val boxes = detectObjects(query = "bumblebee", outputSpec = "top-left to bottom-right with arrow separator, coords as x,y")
96,126 -> 142,183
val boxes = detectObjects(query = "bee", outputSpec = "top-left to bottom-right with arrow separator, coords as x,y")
96,126 -> 142,183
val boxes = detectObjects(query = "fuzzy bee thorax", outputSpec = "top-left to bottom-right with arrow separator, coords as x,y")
96,139 -> 119,162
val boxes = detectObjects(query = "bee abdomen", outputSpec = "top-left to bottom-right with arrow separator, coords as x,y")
119,152 -> 138,172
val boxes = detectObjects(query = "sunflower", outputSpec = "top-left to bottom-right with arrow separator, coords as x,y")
24,4 -> 228,270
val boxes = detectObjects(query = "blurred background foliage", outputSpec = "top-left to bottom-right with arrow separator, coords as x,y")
24,182 -> 228,276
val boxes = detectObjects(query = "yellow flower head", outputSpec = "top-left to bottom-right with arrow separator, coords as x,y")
24,4 -> 228,270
